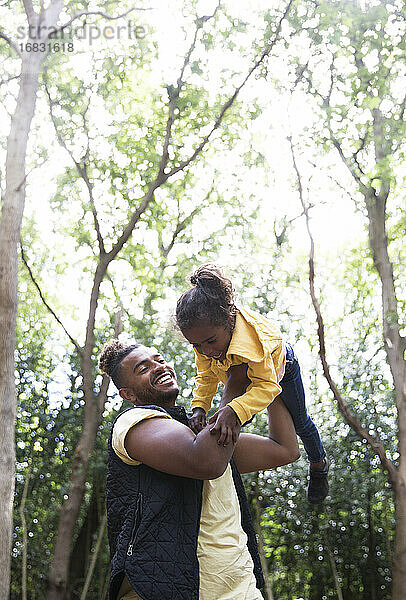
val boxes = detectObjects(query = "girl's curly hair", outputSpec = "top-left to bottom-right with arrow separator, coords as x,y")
176,264 -> 237,332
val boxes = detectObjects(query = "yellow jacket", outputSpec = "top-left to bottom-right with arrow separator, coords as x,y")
191,307 -> 286,424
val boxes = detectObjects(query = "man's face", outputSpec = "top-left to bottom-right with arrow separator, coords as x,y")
119,346 -> 179,406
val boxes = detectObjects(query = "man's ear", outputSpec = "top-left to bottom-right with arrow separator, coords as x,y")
119,388 -> 136,404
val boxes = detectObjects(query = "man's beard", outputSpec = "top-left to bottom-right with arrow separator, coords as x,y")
135,385 -> 179,407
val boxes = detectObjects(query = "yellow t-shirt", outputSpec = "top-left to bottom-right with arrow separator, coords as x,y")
112,408 -> 262,600
191,306 -> 286,424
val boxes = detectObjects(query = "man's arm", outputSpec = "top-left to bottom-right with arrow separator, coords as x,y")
124,416 -> 239,479
233,397 -> 300,474
225,359 -> 282,425
213,362 -> 300,473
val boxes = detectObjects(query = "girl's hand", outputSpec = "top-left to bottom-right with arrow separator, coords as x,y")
188,407 -> 207,433
208,405 -> 241,446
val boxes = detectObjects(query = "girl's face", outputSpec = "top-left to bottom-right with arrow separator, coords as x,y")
182,321 -> 232,362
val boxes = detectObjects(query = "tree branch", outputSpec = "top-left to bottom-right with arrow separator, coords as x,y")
51,7 -> 152,36
308,159 -> 355,205
20,242 -> 82,355
78,162 -> 105,254
325,57 -> 335,105
160,184 -> 213,259
156,2 -> 221,179
0,74 -> 20,87
165,204 -> 202,257
399,93 -> 406,123
22,0 -> 36,24
96,304 -> 122,411
303,58 -> 370,193
105,184 -> 160,262
165,0 -> 294,179
288,136 -> 398,486
44,75 -> 105,255
195,0 -> 221,25
101,7 -> 220,261
290,60 -> 309,93
329,132 -> 369,195
390,92 -> 406,155
353,129 -> 369,164
0,31 -> 22,57
157,27 -> 200,179
315,63 -> 368,190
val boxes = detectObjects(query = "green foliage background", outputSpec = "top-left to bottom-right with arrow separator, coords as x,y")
2,0 -> 404,598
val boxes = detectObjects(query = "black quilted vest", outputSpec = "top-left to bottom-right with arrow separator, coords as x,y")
106,404 -> 264,600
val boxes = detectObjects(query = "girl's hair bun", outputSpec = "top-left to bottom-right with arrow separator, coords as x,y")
176,264 -> 236,331
190,264 -> 223,289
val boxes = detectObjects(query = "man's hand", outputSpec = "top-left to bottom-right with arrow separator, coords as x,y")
188,407 -> 207,433
208,405 -> 241,446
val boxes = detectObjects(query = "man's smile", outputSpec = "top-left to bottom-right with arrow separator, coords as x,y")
153,370 -> 176,386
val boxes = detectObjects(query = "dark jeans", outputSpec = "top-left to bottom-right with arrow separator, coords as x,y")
279,343 -> 326,464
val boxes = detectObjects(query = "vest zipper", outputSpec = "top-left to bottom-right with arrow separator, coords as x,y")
127,493 -> 143,557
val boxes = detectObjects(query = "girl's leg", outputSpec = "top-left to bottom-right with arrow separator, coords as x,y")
279,343 -> 326,464
279,343 -> 329,503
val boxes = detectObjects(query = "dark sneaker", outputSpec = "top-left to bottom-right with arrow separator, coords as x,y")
307,458 -> 329,504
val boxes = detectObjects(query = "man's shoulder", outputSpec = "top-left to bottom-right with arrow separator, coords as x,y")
111,406 -> 173,466
113,405 -> 171,429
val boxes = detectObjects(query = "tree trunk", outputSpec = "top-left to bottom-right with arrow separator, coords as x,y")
324,538 -> 343,600
363,189 -> 406,600
366,489 -> 377,600
69,486 -> 101,594
253,500 -> 274,600
0,47 -> 44,600
0,3 -> 64,597
392,483 -> 406,600
47,262 -> 113,600
18,463 -> 31,600
46,391 -> 104,600
365,191 -> 405,404
47,274 -> 114,599
80,512 -> 107,600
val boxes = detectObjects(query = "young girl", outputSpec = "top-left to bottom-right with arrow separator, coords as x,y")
176,264 -> 329,504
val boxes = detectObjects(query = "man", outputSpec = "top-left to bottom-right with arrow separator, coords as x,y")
99,338 -> 300,600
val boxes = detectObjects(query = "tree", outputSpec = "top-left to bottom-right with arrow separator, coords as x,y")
0,3 -> 148,597
289,120 -> 403,599
0,4 -> 67,596
280,2 -> 405,595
